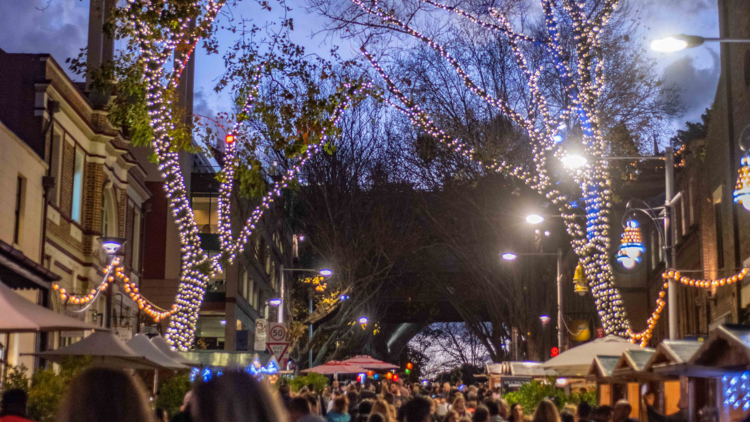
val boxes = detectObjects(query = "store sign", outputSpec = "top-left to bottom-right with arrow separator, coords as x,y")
254,319 -> 268,351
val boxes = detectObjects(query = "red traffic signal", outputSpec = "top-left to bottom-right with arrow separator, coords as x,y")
551,347 -> 559,357
406,362 -> 413,370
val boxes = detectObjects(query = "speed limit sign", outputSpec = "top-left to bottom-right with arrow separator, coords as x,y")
269,323 -> 287,342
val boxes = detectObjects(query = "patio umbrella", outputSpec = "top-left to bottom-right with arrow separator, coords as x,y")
543,335 -> 642,377
31,331 -> 162,370
0,280 -> 104,333
126,334 -> 185,370
151,335 -> 199,367
301,360 -> 369,375
342,355 -> 398,370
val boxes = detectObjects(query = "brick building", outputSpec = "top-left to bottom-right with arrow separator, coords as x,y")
0,49 -> 150,366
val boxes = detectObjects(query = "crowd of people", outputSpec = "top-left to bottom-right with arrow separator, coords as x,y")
0,367 -> 669,422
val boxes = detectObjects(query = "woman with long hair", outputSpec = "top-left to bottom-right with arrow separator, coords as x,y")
191,371 -> 287,422
452,398 -> 468,419
372,400 -> 395,422
532,400 -> 560,422
56,367 -> 155,422
510,404 -> 524,422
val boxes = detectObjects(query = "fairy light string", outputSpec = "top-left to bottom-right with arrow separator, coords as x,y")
628,268 -> 750,346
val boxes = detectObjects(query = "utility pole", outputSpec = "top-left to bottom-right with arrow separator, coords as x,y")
556,248 -> 564,350
665,147 -> 678,340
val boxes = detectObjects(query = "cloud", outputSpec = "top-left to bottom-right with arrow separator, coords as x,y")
0,0 -> 89,80
661,49 -> 720,124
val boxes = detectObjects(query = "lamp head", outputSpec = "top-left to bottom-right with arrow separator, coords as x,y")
269,298 -> 282,306
526,214 -> 545,225
501,252 -> 517,261
561,154 -> 588,169
358,317 -> 369,325
99,237 -> 126,255
540,315 -> 551,324
319,269 -> 333,277
651,34 -> 705,52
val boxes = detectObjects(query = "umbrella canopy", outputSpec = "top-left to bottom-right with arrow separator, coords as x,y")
543,335 -> 642,377
32,331 -> 162,370
301,360 -> 369,375
342,355 -> 398,370
126,334 -> 186,370
151,335 -> 199,367
0,280 -> 104,333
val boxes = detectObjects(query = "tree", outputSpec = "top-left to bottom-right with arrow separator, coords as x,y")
83,0 -> 371,349
409,323 -> 492,378
305,0 -> 682,337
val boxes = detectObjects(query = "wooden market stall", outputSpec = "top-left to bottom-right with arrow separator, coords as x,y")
610,349 -> 656,418
682,325 -> 750,422
587,355 -> 622,406
642,340 -> 704,422
486,361 -> 556,393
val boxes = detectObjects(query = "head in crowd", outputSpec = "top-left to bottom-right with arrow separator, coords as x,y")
560,413 -> 574,422
473,407 -> 490,422
485,400 -> 500,418
612,401 -> 632,422
497,399 -> 510,419
190,371 -> 287,422
576,402 -> 592,422
372,400 -> 394,422
348,392 -> 360,409
591,406 -> 613,422
532,400 -> 560,422
359,400 -> 374,416
453,398 -> 467,415
1,389 -> 29,418
290,397 -> 313,422
306,394 -> 321,415
401,397 -> 433,422
443,383 -> 452,394
333,396 -> 350,414
56,368 -> 156,422
384,393 -> 395,406
510,403 -> 524,422
443,411 -> 460,422
370,414 -> 387,422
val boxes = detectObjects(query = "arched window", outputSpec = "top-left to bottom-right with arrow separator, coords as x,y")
101,188 -> 117,237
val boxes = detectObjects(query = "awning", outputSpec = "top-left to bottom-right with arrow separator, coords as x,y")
31,331 -> 163,370
126,334 -> 186,370
302,360 -> 369,375
341,355 -> 398,370
0,279 -> 103,333
543,335 -> 642,377
151,335 -> 199,366
0,239 -> 59,289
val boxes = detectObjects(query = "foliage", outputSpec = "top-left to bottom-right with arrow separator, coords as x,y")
156,372 -> 193,417
503,379 -> 595,413
288,372 -> 329,393
2,364 -> 30,392
5,356 -> 91,422
670,107 -> 712,149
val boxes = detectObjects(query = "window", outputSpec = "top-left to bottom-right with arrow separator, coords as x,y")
13,176 -> 24,245
101,190 -> 114,236
713,187 -> 725,269
192,194 -> 218,234
71,149 -> 85,222
49,131 -> 63,205
132,208 -> 141,271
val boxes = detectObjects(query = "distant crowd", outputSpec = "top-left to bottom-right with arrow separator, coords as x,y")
0,367 -> 678,422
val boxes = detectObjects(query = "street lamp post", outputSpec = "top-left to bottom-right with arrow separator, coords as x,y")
502,249 -> 564,350
651,34 -> 750,52
281,267 -> 333,367
99,237 -> 126,329
562,149 -> 678,339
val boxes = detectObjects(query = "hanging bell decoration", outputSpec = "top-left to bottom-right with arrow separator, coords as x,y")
734,156 -> 750,211
573,262 -> 588,296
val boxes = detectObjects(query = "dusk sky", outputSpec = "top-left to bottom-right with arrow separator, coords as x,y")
0,0 -> 721,135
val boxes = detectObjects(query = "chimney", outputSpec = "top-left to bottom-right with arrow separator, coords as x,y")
86,0 -> 116,98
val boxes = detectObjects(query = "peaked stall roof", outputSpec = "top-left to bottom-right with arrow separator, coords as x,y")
587,355 -> 621,379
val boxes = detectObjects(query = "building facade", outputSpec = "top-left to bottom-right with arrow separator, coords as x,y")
0,50 -> 149,367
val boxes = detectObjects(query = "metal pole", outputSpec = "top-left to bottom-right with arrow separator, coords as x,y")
665,146 -> 678,340
309,295 -> 313,368
105,281 -> 113,329
279,264 -> 284,323
556,248 -> 564,350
